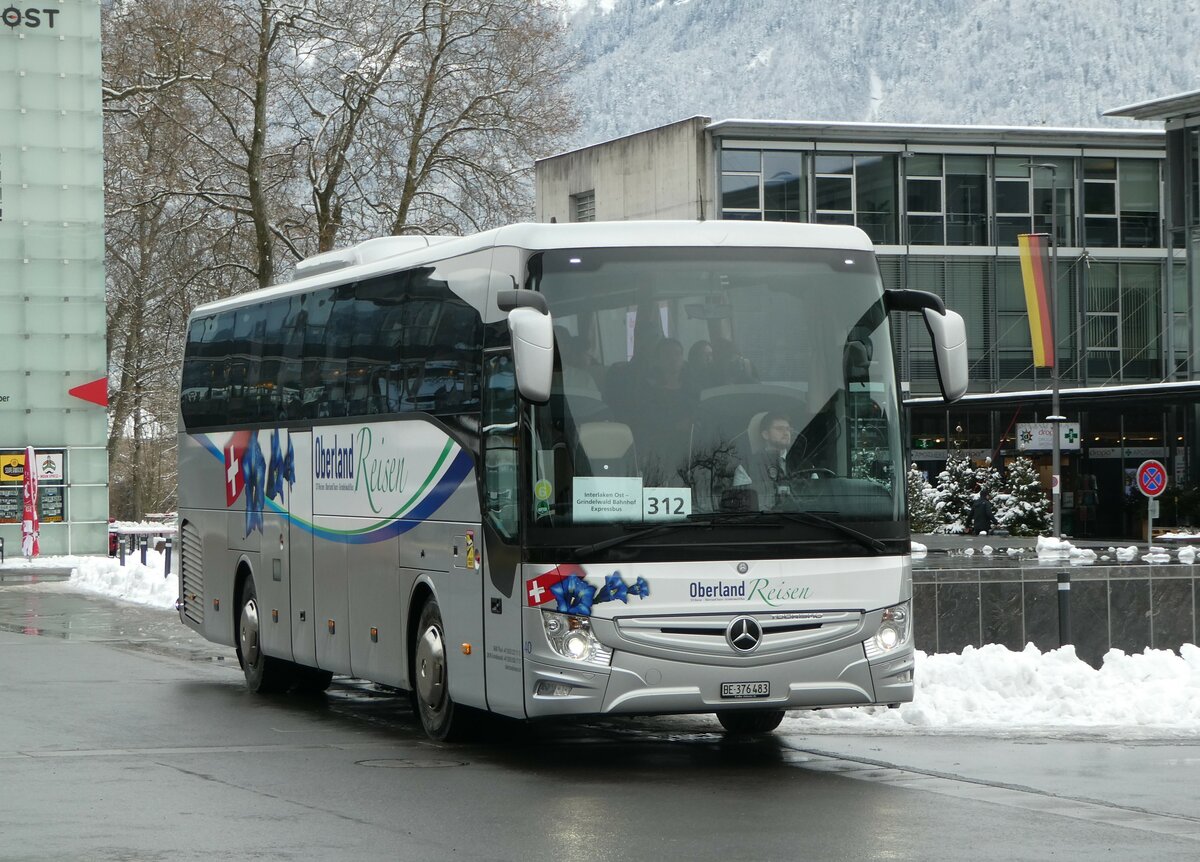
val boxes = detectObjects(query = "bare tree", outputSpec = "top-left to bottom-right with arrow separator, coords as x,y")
100,0 -> 579,517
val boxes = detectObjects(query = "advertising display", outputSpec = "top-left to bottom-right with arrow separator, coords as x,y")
0,450 -> 67,524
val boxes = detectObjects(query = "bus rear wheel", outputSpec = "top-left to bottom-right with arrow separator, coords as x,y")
717,708 -> 786,735
237,575 -> 292,694
412,598 -> 473,741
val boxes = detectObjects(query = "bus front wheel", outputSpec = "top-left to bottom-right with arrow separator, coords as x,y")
412,598 -> 472,741
237,575 -> 291,694
717,708 -> 786,735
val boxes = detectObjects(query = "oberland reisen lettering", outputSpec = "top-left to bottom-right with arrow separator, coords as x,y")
2,7 -> 59,28
314,435 -> 354,480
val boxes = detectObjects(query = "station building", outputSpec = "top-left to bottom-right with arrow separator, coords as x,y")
0,3 -> 108,555
535,115 -> 1199,537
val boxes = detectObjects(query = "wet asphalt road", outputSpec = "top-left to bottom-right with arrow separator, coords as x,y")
1,580 -> 1199,861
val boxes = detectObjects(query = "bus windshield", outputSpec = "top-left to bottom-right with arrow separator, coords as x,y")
522,246 -> 905,551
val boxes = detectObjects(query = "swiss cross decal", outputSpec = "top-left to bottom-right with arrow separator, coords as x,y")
223,431 -> 252,507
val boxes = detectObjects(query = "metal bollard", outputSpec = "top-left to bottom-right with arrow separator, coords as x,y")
164,537 -> 173,579
1057,571 -> 1072,647
119,535 -> 126,566
139,535 -> 148,565
0,535 -> 4,564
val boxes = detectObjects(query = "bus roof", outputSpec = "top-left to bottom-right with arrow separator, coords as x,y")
190,220 -> 875,318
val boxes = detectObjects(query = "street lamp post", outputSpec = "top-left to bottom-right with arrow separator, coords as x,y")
1024,162 -> 1064,538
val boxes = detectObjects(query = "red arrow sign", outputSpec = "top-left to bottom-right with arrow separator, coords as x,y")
68,377 -> 108,407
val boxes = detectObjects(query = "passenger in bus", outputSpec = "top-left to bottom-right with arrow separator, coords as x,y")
682,339 -> 716,391
710,336 -> 757,385
554,327 -> 604,397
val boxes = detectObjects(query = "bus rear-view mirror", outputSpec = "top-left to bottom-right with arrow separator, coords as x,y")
883,289 -> 968,402
508,307 -> 555,403
923,307 -> 968,402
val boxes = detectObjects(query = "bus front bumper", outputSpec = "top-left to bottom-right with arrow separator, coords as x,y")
524,643 -> 914,718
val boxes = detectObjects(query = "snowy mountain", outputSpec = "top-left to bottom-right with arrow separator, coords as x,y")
561,0 -> 1200,147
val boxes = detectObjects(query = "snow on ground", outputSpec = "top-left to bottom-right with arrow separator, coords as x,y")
1,552 -> 176,609
4,554 -> 1200,737
785,643 -> 1200,738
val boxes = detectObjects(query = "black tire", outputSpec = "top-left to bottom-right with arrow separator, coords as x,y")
717,708 -> 786,735
411,598 -> 474,741
236,575 -> 292,694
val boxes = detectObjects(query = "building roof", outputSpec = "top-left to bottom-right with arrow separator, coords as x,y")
1106,89 -> 1200,121
706,118 -> 1161,148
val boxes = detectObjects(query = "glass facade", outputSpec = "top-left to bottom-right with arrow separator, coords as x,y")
0,4 -> 107,554
718,142 -> 1167,393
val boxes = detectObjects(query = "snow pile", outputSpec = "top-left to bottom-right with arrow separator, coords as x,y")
1158,531 -> 1200,540
910,541 -> 927,556
1179,547 -> 1197,564
1035,535 -> 1070,561
67,553 -> 176,610
1115,546 -> 1140,562
788,643 -> 1200,736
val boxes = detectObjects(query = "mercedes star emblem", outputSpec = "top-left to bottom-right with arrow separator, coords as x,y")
726,616 -> 762,653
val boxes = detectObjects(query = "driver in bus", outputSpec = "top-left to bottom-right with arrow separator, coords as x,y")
730,411 -> 795,510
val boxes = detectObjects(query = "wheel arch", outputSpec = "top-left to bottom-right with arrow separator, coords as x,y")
232,555 -> 255,630
406,577 -> 438,691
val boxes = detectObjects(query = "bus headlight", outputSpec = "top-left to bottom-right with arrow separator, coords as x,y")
864,601 -> 911,658
542,612 -> 612,667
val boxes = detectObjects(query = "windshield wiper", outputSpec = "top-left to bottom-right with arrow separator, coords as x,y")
573,514 -> 778,556
772,510 -> 887,554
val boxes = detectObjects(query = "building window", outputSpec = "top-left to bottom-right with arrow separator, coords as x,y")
762,151 -> 803,222
1083,158 -> 1118,246
814,153 -> 897,244
905,154 -> 944,245
571,190 -> 595,223
995,157 -> 1073,247
720,148 -> 804,222
1085,260 -> 1161,381
995,157 -> 1032,246
1032,159 -> 1074,247
1085,157 -> 1162,247
946,156 -> 988,245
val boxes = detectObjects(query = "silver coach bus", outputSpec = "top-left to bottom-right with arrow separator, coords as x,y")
176,221 -> 967,740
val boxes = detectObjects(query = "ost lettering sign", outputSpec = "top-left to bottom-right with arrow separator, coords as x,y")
1,6 -> 59,29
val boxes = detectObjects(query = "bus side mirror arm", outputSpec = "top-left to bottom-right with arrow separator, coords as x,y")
507,305 -> 554,404
883,289 -> 968,403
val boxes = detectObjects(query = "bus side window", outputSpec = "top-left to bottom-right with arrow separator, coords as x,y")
482,351 -> 519,540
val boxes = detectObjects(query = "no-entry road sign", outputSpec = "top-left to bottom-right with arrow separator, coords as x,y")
1137,460 -> 1168,498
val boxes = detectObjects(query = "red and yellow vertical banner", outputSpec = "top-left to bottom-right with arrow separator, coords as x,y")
1017,233 -> 1054,367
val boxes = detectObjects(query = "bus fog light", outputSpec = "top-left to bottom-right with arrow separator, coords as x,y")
535,680 -> 574,697
541,611 -> 612,667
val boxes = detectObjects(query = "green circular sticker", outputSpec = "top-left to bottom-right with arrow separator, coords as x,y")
534,480 -> 553,501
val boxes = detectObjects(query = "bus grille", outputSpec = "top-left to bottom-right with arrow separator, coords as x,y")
614,611 -> 864,659
180,522 -> 204,626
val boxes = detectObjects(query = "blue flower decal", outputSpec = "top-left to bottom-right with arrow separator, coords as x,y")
266,428 -> 295,501
550,574 -> 597,616
595,572 -> 629,604
628,576 -> 650,599
242,433 -> 267,536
